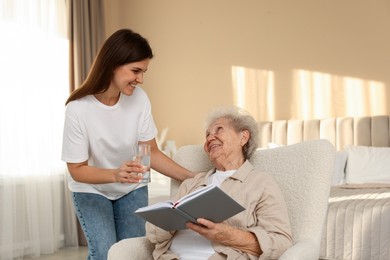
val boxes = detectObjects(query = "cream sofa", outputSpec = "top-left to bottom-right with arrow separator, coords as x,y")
108,139 -> 335,260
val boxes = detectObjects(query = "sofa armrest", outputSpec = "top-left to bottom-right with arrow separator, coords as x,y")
108,237 -> 154,260
279,239 -> 319,260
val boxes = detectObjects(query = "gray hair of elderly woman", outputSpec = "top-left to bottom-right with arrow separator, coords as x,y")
204,107 -> 259,160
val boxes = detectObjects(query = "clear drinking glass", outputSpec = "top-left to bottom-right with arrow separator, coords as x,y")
132,144 -> 151,183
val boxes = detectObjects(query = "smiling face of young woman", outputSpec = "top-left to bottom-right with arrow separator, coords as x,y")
110,59 -> 150,96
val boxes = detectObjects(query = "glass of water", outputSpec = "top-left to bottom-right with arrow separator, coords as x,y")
132,144 -> 151,183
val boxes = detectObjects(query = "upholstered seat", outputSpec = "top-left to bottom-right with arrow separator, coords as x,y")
108,139 -> 335,260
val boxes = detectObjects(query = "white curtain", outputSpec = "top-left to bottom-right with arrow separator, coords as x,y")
0,0 -> 78,259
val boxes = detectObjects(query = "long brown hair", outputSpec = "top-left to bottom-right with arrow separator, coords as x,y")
65,29 -> 154,105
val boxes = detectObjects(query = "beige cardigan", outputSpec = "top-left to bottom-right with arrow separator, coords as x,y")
146,160 -> 293,260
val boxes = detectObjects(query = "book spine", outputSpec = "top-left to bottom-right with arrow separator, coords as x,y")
174,208 -> 197,223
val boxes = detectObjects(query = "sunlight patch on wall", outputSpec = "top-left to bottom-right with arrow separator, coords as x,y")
294,70 -> 332,119
231,66 -> 275,120
293,69 -> 387,120
232,66 -> 387,122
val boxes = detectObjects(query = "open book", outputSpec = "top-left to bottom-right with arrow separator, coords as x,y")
135,185 -> 245,231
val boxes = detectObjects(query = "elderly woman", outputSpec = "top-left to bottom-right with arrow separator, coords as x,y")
146,107 -> 292,259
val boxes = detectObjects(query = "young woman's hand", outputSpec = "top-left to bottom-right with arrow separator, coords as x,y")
116,160 -> 146,183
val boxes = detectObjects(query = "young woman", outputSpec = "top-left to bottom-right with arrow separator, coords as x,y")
62,28 -> 194,260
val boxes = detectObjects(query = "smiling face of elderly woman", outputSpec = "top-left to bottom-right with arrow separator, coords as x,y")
204,117 -> 250,171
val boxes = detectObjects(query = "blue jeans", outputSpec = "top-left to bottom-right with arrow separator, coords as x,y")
72,186 -> 148,260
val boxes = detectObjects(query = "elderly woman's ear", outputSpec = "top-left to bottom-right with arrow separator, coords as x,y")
240,130 -> 250,146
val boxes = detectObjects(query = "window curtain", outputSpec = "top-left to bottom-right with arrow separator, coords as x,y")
68,0 -> 105,92
0,0 -> 78,259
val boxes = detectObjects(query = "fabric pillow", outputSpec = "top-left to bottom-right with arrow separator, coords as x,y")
345,146 -> 390,184
267,143 -> 284,149
332,150 -> 348,186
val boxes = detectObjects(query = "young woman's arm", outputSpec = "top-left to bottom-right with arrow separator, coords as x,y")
66,160 -> 144,184
141,139 -> 195,182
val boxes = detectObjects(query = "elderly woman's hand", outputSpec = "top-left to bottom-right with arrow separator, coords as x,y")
186,218 -> 233,242
186,218 -> 262,256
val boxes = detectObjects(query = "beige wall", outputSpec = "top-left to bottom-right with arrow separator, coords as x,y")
103,0 -> 390,148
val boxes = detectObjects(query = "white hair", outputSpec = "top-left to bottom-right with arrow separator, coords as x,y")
204,106 -> 258,160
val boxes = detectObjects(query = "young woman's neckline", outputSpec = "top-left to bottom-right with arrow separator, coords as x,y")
94,91 -> 121,106
91,93 -> 122,109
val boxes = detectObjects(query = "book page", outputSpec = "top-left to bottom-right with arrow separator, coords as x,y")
174,185 -> 216,207
135,200 -> 174,212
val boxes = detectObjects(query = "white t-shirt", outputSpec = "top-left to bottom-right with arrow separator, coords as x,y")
61,87 -> 157,200
170,170 -> 236,259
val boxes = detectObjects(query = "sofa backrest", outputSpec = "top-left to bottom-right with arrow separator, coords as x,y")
258,115 -> 390,150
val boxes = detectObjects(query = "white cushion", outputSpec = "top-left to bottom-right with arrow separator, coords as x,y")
331,150 -> 348,186
268,142 -> 283,149
345,146 -> 390,184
